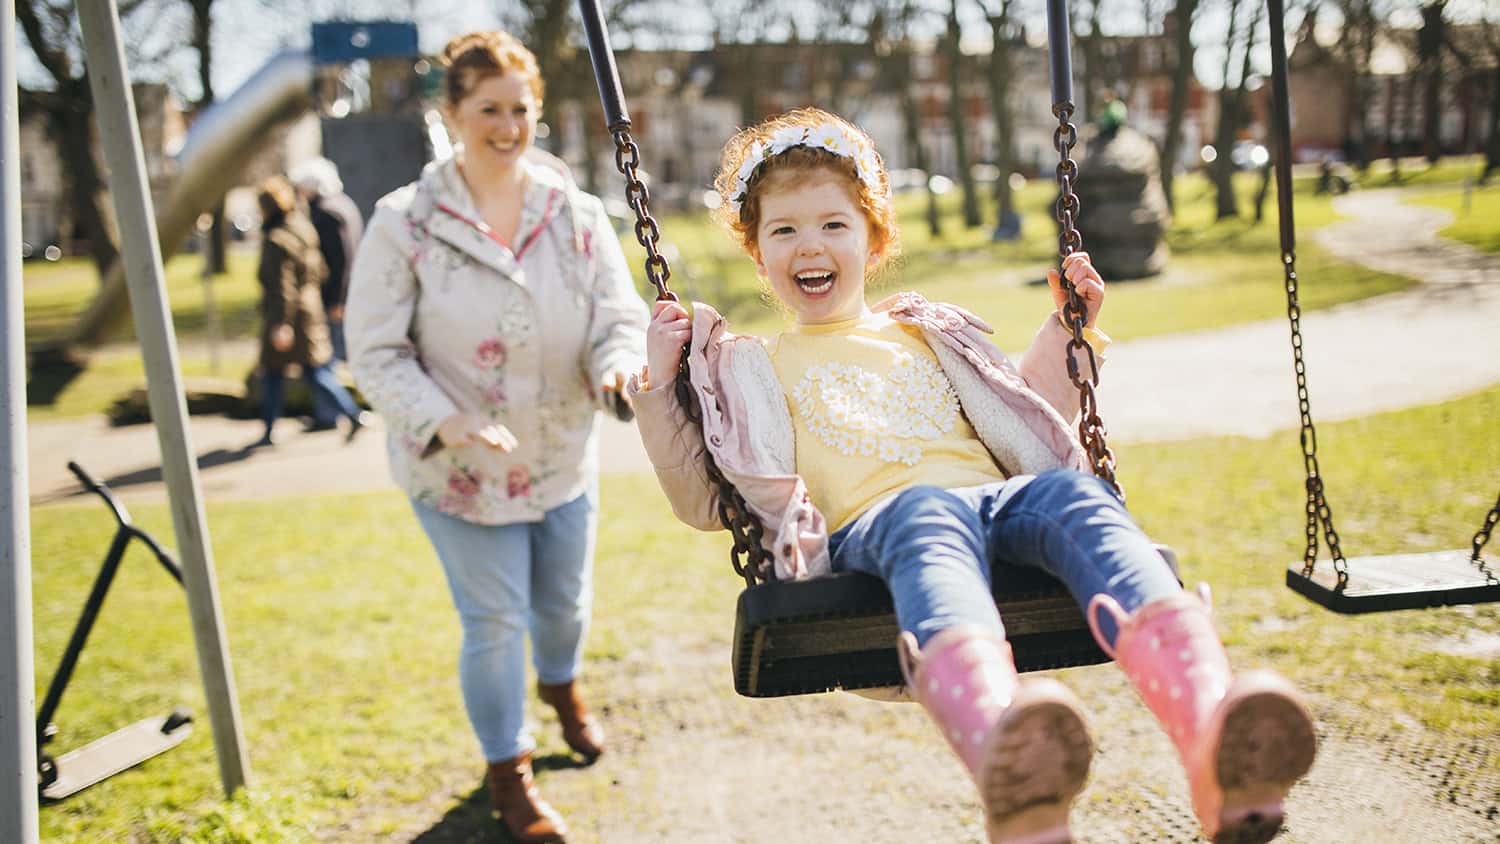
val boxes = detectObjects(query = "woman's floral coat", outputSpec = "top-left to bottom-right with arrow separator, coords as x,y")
346,151 -> 648,524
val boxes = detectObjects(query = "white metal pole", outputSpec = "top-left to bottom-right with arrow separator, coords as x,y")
1,0 -> 40,838
76,0 -> 250,797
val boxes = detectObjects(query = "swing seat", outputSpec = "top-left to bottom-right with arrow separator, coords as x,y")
732,546 -> 1180,697
1285,550 -> 1500,614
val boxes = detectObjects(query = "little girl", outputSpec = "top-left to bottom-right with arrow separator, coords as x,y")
631,108 -> 1317,844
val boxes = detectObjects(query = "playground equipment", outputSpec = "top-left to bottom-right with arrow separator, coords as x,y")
579,0 -> 1176,698
66,51 -> 315,348
1263,0 -> 1500,614
35,463 -> 194,801
65,20 -> 430,349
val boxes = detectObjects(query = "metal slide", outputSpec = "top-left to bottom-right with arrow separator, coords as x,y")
65,51 -> 315,348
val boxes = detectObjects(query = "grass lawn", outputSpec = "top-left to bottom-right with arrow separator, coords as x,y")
1408,181 -> 1500,254
30,385 -> 1500,841
23,250 -> 264,350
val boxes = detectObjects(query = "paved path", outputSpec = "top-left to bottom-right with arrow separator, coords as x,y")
26,188 -> 1500,504
1098,188 -> 1500,441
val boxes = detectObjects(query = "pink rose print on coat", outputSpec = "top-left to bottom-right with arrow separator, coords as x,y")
474,338 -> 508,369
506,466 -> 532,499
448,466 -> 482,498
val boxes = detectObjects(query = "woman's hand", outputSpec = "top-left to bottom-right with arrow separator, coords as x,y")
600,369 -> 635,421
1046,251 -> 1106,328
645,299 -> 692,388
271,323 -> 294,352
437,412 -> 518,452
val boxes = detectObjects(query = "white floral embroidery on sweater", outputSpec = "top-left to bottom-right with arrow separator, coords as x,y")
793,354 -> 960,466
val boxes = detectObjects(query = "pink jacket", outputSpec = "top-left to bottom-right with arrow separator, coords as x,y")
630,292 -> 1096,582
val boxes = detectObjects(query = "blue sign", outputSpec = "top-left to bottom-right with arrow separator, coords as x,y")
312,21 -> 419,64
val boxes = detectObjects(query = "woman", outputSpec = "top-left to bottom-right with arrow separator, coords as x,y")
344,30 -> 647,844
254,175 -> 365,447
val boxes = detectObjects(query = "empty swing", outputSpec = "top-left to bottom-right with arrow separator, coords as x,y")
578,0 -> 1178,696
1264,0 -> 1500,614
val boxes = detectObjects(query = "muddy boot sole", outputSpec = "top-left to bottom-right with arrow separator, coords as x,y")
1210,674 -> 1317,844
979,679 -> 1093,844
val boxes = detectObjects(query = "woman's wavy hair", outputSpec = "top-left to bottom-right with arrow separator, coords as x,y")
439,30 -> 544,108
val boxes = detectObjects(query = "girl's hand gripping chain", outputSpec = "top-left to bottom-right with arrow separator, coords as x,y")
1046,251 -> 1105,328
645,299 -> 693,388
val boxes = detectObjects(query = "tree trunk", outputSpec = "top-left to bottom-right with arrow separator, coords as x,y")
1160,0 -> 1199,214
985,5 -> 1018,239
899,47 -> 942,238
946,0 -> 981,227
1419,1 -> 1447,164
1253,159 -> 1272,223
1210,0 -> 1244,220
191,0 -> 226,274
52,93 -> 120,278
1484,62 -> 1500,181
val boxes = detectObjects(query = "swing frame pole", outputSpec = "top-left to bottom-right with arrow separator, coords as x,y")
1,0 -> 40,836
75,0 -> 249,798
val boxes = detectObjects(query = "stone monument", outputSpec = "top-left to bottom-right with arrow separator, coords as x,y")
1073,122 -> 1171,280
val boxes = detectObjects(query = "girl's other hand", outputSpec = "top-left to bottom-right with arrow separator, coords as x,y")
1046,251 -> 1106,328
437,412 -> 518,452
645,299 -> 692,387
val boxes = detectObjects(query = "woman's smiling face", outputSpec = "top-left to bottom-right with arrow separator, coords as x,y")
446,71 -> 538,171
753,171 -> 877,325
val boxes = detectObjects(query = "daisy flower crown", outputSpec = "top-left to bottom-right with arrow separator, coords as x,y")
728,123 -> 884,213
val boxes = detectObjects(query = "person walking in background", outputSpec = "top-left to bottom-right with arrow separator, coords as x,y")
344,29 -> 648,844
254,175 -> 366,448
290,156 -> 364,363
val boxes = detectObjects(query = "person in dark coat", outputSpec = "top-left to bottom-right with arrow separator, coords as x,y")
290,157 -> 364,362
254,175 -> 365,447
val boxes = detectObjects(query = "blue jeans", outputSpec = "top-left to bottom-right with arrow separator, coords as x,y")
260,363 -> 361,433
412,491 -> 597,762
828,469 -> 1181,649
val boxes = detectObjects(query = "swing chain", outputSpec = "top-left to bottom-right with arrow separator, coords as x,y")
1051,101 -> 1121,499
1280,251 -> 1347,582
609,122 -> 769,585
1473,489 -> 1500,567
673,362 -> 771,588
610,127 -> 674,300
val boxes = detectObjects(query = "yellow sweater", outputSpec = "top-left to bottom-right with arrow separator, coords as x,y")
768,311 -> 1007,532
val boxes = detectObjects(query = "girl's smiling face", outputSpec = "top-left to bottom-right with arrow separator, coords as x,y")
754,171 -> 879,325
446,72 -> 538,171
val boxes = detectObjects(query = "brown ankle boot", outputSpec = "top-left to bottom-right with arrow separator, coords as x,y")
486,751 -> 568,843
537,680 -> 606,760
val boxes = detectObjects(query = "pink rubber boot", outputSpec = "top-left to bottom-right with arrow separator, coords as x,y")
899,626 -> 1093,844
1088,590 -> 1317,844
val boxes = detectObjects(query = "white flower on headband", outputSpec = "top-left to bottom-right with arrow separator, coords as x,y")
728,122 -> 884,213
768,125 -> 808,155
808,125 -> 850,154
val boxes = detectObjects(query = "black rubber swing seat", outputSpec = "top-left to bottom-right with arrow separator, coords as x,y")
1285,550 -> 1500,614
732,547 -> 1179,698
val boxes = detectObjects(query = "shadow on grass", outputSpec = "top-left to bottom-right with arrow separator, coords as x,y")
410,753 -> 595,844
32,446 -> 262,505
26,345 -> 88,407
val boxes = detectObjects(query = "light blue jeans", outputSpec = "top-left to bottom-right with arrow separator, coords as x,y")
412,491 -> 596,762
828,469 -> 1181,649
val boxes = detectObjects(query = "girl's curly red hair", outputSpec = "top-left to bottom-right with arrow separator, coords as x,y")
712,108 -> 899,268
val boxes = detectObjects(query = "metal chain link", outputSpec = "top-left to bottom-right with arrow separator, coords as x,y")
611,129 -> 673,299
1279,251 -> 1348,582
1472,489 -> 1499,579
609,125 -> 772,586
673,371 -> 773,586
1051,102 -> 1122,499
